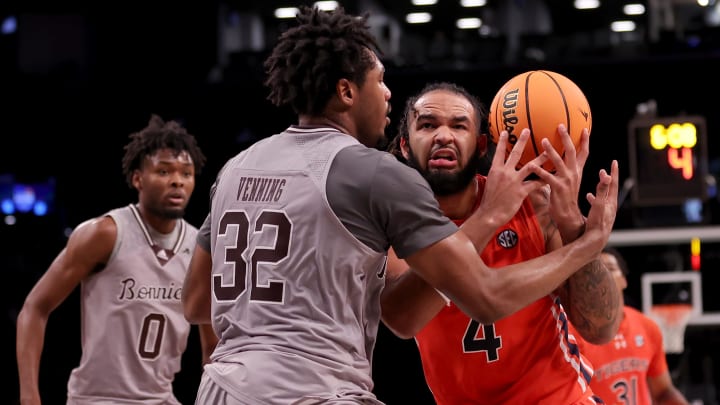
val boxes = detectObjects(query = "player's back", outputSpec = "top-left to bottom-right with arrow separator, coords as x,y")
206,127 -> 387,404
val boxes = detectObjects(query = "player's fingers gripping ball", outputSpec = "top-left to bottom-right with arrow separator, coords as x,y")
488,70 -> 592,173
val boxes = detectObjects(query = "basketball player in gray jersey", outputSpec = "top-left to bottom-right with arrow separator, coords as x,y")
16,115 -> 217,405
182,6 -> 620,404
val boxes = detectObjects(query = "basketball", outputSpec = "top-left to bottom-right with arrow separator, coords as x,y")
488,70 -> 592,172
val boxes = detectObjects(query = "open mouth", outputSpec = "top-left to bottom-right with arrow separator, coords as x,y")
168,194 -> 185,205
429,149 -> 457,168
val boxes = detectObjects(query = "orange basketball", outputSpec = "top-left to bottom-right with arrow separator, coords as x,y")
488,70 -> 592,172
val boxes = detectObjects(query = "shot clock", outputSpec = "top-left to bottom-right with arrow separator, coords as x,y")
628,115 -> 708,206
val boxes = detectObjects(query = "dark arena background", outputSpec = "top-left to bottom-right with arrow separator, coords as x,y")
3,0 -> 720,403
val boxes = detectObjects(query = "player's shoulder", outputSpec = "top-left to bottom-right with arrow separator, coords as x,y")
75,210 -> 119,234
334,146 -> 418,182
66,211 -> 118,250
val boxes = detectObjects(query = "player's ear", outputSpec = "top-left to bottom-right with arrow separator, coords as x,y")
399,136 -> 411,160
477,134 -> 488,158
336,78 -> 355,106
132,170 -> 143,190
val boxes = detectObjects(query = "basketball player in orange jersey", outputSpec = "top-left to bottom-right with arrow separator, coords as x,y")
574,246 -> 690,405
382,82 -> 622,404
16,115 -> 217,405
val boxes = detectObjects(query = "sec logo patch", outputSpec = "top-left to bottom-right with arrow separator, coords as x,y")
496,229 -> 518,249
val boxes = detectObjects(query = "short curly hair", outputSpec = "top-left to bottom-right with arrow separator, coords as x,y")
387,82 -> 487,162
121,114 -> 207,188
263,5 -> 382,116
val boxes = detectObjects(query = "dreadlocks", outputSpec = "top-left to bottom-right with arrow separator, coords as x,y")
121,114 -> 207,188
263,5 -> 382,116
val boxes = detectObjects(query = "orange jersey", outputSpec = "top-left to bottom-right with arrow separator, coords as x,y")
576,306 -> 667,405
415,176 -> 597,405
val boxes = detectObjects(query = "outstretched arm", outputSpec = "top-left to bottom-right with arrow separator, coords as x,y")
17,217 -> 116,405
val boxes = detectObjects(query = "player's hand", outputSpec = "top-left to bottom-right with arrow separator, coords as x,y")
583,160 -> 619,252
479,129 -> 548,227
537,124 -> 589,242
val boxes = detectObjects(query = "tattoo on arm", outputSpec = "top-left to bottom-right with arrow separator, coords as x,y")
566,260 -> 620,342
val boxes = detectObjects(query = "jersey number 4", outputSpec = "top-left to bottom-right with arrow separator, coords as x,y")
213,210 -> 291,303
463,319 -> 502,362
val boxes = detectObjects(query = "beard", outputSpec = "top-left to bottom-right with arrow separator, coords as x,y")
406,146 -> 481,196
146,200 -> 186,220
160,207 -> 185,220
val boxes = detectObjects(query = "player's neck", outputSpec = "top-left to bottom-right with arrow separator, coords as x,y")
298,114 -> 351,137
437,178 -> 479,221
135,204 -> 177,234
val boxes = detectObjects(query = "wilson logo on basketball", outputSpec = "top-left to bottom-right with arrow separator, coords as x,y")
496,229 -> 518,249
489,70 -> 592,174
501,88 -> 520,145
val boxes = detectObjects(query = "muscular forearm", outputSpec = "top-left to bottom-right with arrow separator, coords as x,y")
380,211 -> 499,338
381,270 -> 447,339
460,209 -> 502,255
557,215 -> 585,245
564,259 -> 620,344
16,308 -> 47,404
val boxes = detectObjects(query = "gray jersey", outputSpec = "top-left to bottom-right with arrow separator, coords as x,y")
202,126 -> 457,404
66,204 -> 197,405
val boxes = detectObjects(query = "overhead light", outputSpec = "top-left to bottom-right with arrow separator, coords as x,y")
698,0 -> 709,6
412,0 -> 438,5
623,4 -> 645,15
274,7 -> 299,19
406,12 -> 433,24
456,17 -> 482,29
314,1 -> 339,11
611,20 -> 636,32
460,0 -> 487,7
574,0 -> 600,10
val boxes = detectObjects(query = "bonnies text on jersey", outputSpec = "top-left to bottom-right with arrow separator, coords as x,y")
118,278 -> 182,301
237,176 -> 286,202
